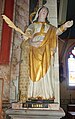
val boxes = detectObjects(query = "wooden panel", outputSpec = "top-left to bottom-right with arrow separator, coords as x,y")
67,104 -> 75,111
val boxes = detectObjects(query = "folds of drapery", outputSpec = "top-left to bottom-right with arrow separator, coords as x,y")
29,26 -> 57,82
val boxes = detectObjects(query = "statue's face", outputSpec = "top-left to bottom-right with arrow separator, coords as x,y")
38,7 -> 48,19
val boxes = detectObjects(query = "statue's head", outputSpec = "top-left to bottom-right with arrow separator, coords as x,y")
38,6 -> 49,20
33,6 -> 50,24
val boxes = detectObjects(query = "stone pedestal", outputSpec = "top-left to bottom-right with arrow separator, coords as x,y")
6,107 -> 65,119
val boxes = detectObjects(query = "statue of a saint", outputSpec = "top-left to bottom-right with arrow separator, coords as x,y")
21,6 -> 73,101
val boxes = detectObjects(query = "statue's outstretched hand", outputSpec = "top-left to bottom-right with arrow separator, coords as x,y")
64,20 -> 73,28
56,20 -> 73,36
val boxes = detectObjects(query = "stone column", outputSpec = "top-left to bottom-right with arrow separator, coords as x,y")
10,0 -> 29,102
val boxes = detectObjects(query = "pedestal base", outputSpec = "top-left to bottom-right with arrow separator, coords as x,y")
6,107 -> 65,119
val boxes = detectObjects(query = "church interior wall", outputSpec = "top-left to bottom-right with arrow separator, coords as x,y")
59,38 -> 75,111
0,0 -> 75,115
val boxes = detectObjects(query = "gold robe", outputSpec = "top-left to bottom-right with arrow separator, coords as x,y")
20,22 -> 58,100
29,24 -> 57,82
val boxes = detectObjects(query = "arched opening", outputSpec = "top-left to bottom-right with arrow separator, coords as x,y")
67,46 -> 75,87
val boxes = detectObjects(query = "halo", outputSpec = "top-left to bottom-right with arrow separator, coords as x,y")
30,12 -> 36,23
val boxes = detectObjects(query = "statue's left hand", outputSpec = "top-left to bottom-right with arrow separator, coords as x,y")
64,20 -> 73,28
